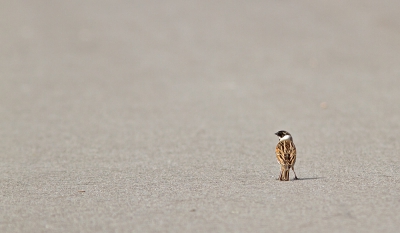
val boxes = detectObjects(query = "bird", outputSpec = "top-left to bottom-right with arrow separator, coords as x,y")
275,130 -> 298,181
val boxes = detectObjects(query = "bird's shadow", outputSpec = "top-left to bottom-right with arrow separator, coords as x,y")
294,177 -> 325,181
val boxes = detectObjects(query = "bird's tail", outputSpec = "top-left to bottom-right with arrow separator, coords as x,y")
280,168 -> 290,181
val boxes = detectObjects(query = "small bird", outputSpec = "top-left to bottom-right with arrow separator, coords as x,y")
275,130 -> 298,181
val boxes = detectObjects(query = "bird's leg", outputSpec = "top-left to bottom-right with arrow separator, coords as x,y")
276,168 -> 283,180
292,167 -> 298,180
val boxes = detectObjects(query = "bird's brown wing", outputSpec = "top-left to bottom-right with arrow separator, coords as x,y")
275,140 -> 296,166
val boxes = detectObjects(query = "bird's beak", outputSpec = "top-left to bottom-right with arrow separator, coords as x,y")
274,132 -> 279,136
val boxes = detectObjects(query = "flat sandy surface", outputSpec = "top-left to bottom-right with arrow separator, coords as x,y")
1,1 -> 400,232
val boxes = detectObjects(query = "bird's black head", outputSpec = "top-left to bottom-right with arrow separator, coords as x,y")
275,130 -> 291,138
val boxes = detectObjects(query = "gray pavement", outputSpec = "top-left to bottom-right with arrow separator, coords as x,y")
1,1 -> 400,232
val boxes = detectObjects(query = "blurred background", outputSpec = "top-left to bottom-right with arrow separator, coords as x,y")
1,1 -> 400,232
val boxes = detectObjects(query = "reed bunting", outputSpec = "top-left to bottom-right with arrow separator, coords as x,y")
275,130 -> 298,181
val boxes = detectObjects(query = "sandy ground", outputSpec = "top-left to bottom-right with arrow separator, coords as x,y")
1,1 -> 400,232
